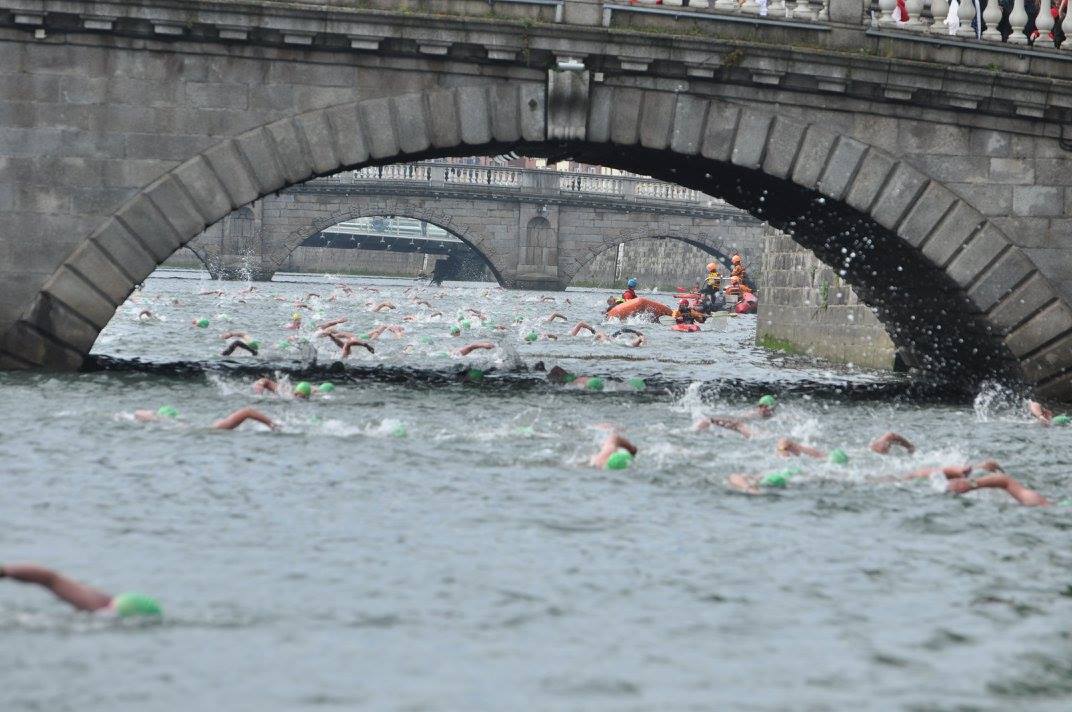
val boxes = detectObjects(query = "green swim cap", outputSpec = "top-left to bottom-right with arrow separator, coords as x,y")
515,425 -> 535,436
196,318 -> 209,328
318,382 -> 335,393
294,381 -> 312,398
466,368 -> 484,382
562,373 -> 577,384
585,377 -> 605,392
1052,414 -> 1071,426
449,325 -> 461,336
461,319 -> 471,330
247,340 -> 261,351
514,316 -> 524,324
605,450 -> 633,470
359,333 -> 371,340
758,394 -> 776,408
524,331 -> 538,342
829,448 -> 849,465
628,377 -> 646,391
1058,498 -> 1072,507
276,340 -> 290,350
760,470 -> 791,488
420,336 -> 433,345
391,424 -> 407,438
112,592 -> 162,618
156,405 -> 179,418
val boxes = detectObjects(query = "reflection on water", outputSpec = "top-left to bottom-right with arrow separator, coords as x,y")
1,272 -> 1069,711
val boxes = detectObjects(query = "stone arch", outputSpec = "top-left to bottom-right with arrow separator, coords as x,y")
4,84 -> 1069,397
559,225 -> 752,289
268,204 -> 507,286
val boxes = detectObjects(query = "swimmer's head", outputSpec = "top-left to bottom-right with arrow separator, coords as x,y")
449,325 -> 461,336
195,318 -> 209,328
156,405 -> 179,418
759,470 -> 791,488
828,448 -> 849,465
293,381 -> 313,398
1053,414 -> 1071,426
318,382 -> 335,393
731,255 -> 742,264
605,450 -> 633,470
291,312 -> 301,321
626,278 -> 638,288
460,319 -> 471,330
466,368 -> 484,383
628,377 -> 646,391
706,262 -> 718,273
247,340 -> 261,351
112,592 -> 162,618
391,423 -> 407,438
585,377 -> 605,392
524,331 -> 538,342
758,395 -> 776,408
678,299 -> 690,308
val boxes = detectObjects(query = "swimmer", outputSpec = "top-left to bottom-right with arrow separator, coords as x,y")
694,416 -> 754,439
457,341 -> 496,356
305,292 -> 320,300
200,289 -> 225,296
370,301 -> 396,312
588,429 -> 638,469
253,377 -> 279,394
212,406 -> 277,430
413,299 -> 434,308
569,321 -> 614,343
464,308 -> 486,320
540,296 -> 556,302
610,328 -> 646,347
0,563 -> 161,617
544,312 -> 568,323
869,431 -> 916,455
292,302 -> 312,311
946,474 -> 1050,507
339,337 -> 375,358
220,330 -> 251,341
221,339 -> 258,357
775,437 -> 825,459
1029,400 -> 1054,425
137,309 -> 159,322
316,317 -> 347,331
367,324 -> 406,340
283,313 -> 302,330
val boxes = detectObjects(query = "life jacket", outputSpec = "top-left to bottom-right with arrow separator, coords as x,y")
704,272 -> 720,289
673,308 -> 695,324
731,265 -> 746,280
622,288 -> 637,301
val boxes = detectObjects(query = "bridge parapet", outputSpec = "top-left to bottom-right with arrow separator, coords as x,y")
315,163 -> 720,207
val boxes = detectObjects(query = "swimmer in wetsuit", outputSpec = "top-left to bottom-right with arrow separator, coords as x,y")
1,563 -> 161,617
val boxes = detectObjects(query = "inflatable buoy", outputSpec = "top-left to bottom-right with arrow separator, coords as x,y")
671,323 -> 700,332
735,293 -> 758,315
607,297 -> 672,321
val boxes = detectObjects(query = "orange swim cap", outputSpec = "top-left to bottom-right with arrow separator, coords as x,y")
731,255 -> 742,264
706,262 -> 718,272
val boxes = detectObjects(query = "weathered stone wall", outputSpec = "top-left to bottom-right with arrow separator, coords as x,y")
573,234 -> 764,290
757,233 -> 897,370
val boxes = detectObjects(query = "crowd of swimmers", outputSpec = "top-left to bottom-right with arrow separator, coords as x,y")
4,273 -> 1069,620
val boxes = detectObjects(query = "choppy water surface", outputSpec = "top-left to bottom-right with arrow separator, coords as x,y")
2,272 -> 1070,711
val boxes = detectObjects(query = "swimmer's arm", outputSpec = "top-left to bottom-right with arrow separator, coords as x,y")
253,378 -> 278,394
570,322 -> 596,336
134,409 -> 160,422
707,417 -> 753,439
221,340 -> 257,356
316,317 -> 347,330
457,342 -> 495,356
948,475 -> 1050,507
544,312 -> 567,323
212,407 -> 277,431
870,432 -> 916,454
776,438 -> 825,459
1029,400 -> 1053,425
219,330 -> 249,340
0,564 -> 113,612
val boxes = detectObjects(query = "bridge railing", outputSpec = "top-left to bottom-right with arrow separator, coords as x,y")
316,163 -> 721,207
867,0 -> 1070,52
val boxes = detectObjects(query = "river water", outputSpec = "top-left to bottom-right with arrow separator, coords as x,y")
2,272 -> 1070,711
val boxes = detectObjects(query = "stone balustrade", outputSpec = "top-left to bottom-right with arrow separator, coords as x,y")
868,0 -> 1072,51
601,0 -> 830,26
318,163 -> 721,206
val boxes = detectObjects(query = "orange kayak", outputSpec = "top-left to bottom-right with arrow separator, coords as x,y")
735,293 -> 758,315
607,297 -> 673,320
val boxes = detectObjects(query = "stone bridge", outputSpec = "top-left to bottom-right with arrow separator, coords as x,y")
190,161 -> 766,287
3,0 -> 1072,398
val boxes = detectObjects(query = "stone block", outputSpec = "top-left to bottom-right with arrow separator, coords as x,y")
25,294 -> 99,355
730,109 -> 773,171
966,248 -> 1034,314
359,98 -> 399,159
920,200 -> 980,267
489,84 -> 520,144
144,175 -> 207,242
1033,158 -> 1072,186
899,183 -> 957,248
202,141 -> 259,209
945,183 -> 1012,217
43,266 -> 115,329
670,95 -> 708,156
1012,185 -> 1063,217
639,91 -> 674,150
790,125 -> 837,190
518,83 -> 544,143
115,195 -> 181,262
1005,301 -> 1072,357
817,136 -> 866,201
295,110 -> 340,174
1020,333 -> 1072,383
699,103 -> 739,162
2,321 -> 82,370
186,82 -> 248,110
325,103 -> 369,168
761,116 -> 806,181
907,155 -> 990,184
266,118 -> 315,185
845,149 -> 895,214
946,224 -> 1008,289
609,88 -> 642,146
91,219 -> 158,283
234,128 -> 285,195
968,129 -> 1011,158
456,86 -> 492,146
898,122 -> 969,155
870,162 -> 927,231
988,158 -> 1034,185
